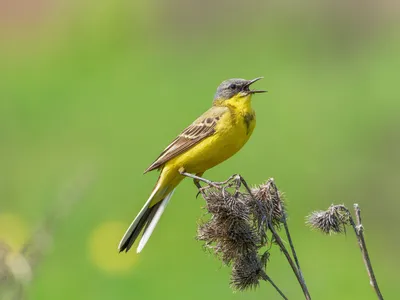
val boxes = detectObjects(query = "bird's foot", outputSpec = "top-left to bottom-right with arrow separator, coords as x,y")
178,169 -> 244,199
196,174 -> 242,198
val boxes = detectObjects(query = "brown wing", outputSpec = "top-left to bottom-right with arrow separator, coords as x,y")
144,107 -> 227,173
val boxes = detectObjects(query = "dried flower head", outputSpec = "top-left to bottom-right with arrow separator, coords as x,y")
203,189 -> 249,222
250,179 -> 285,229
231,252 -> 264,291
196,176 -> 287,293
198,189 -> 259,264
307,205 -> 350,234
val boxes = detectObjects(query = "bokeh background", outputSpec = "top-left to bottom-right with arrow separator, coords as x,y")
1,0 -> 399,299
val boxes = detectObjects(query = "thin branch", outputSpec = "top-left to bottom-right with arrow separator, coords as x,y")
268,221 -> 311,300
260,271 -> 289,300
271,179 -> 308,293
283,216 -> 307,282
308,204 -> 384,300
352,204 -> 384,300
240,176 -> 311,300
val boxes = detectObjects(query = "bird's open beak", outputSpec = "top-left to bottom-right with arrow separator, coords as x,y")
246,77 -> 267,94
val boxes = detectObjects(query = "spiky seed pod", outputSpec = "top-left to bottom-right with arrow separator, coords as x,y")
307,205 -> 350,234
198,190 -> 259,264
248,179 -> 285,241
203,189 -> 249,222
215,220 -> 259,264
197,178 -> 286,291
231,252 -> 264,291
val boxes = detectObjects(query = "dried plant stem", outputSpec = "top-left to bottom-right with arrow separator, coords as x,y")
283,219 -> 307,286
260,272 -> 289,300
240,177 -> 311,300
350,204 -> 383,300
272,180 -> 308,293
308,204 -> 384,299
331,205 -> 383,299
282,221 -> 300,269
268,221 -> 311,300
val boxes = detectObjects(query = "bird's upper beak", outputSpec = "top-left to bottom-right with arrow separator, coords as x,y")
245,77 -> 267,94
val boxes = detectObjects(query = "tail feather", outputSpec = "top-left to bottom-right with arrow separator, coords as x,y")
137,190 -> 174,253
119,204 -> 154,252
118,185 -> 174,253
118,183 -> 160,252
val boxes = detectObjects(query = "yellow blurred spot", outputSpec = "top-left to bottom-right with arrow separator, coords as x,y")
88,221 -> 137,274
0,213 -> 28,251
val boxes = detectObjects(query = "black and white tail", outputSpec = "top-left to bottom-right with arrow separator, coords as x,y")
118,185 -> 175,253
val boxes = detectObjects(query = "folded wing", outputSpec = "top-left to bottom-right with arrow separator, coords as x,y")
144,106 -> 228,173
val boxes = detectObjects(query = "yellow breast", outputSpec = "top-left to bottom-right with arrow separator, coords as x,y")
167,94 -> 256,174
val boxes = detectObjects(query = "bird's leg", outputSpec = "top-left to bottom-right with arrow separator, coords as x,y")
179,168 -> 221,189
195,174 -> 242,198
193,172 -> 204,198
179,168 -> 243,198
193,172 -> 204,189
179,168 -> 219,198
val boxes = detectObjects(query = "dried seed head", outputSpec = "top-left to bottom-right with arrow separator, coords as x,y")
251,179 -> 285,227
197,220 -> 220,243
216,221 -> 259,264
231,252 -> 263,291
203,189 -> 249,222
307,205 -> 350,234
197,195 -> 260,264
196,177 -> 286,292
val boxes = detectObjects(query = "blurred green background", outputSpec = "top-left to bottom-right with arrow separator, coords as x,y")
1,0 -> 399,299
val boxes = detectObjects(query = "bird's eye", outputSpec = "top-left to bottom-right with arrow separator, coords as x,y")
229,84 -> 237,90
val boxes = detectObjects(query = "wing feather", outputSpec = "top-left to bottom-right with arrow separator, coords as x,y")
144,107 -> 227,173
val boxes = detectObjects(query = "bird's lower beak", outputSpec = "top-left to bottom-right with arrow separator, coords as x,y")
245,77 -> 267,94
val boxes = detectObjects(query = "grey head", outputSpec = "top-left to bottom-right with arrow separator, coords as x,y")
213,77 -> 266,102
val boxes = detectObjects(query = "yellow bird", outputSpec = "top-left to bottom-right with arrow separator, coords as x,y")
119,77 -> 266,253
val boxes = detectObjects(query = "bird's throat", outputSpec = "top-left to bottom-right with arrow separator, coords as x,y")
224,95 -> 256,135
224,94 -> 253,113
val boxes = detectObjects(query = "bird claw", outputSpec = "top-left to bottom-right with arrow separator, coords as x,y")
193,174 -> 245,199
195,181 -> 223,198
